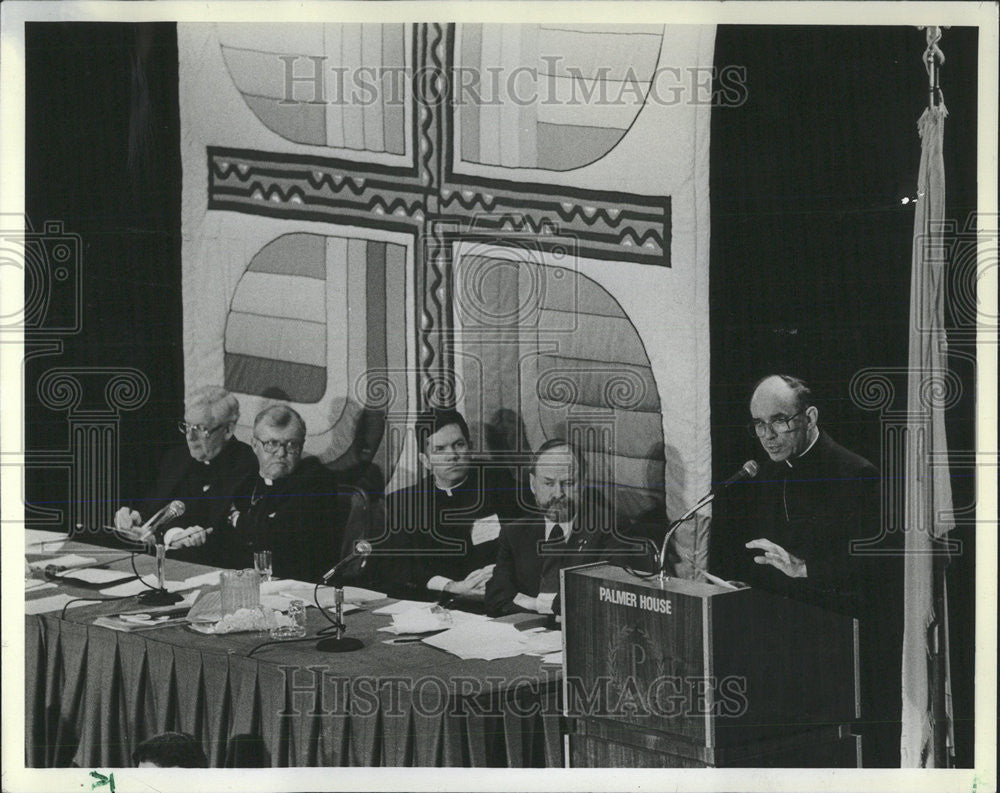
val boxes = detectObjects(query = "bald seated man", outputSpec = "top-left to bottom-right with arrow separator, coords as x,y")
114,386 -> 257,560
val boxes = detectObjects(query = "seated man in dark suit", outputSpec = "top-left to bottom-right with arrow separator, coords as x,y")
370,408 -> 522,602
486,439 -> 643,617
113,386 -> 257,560
222,404 -> 348,582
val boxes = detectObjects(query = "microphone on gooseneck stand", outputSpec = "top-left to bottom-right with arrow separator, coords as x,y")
656,461 -> 759,584
136,500 -> 186,606
316,541 -> 373,653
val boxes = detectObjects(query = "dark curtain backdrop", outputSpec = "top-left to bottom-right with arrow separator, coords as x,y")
25,23 -> 182,538
710,26 -> 977,767
24,22 -> 977,766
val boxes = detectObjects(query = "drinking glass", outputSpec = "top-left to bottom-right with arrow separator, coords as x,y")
220,569 -> 261,616
253,550 -> 273,582
270,599 -> 307,639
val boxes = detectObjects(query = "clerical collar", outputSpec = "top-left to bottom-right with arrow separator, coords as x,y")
544,516 -> 574,540
263,477 -> 274,486
434,474 -> 468,497
787,431 -> 821,467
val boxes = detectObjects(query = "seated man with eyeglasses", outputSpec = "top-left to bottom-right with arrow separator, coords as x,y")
222,404 -> 348,582
710,374 -> 901,767
113,386 -> 257,561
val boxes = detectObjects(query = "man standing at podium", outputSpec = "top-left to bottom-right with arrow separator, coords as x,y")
713,374 -> 901,767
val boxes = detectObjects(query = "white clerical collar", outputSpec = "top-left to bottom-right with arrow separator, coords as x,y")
544,517 -> 574,541
435,474 -> 468,497
787,431 -> 820,467
263,477 -> 274,486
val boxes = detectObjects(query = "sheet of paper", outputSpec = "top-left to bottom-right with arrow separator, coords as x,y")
28,554 -> 96,571
371,600 -> 433,615
518,629 -> 563,655
57,567 -> 134,584
25,529 -> 68,550
175,570 -> 222,590
25,580 -> 57,593
25,593 -> 95,615
470,513 -> 501,546
341,585 -> 387,603
262,580 -> 384,605
421,621 -> 529,660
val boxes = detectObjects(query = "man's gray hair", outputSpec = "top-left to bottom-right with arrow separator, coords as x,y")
254,404 -> 306,439
186,385 -> 239,426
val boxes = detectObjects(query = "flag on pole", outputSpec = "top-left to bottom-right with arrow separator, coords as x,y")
900,33 -> 955,766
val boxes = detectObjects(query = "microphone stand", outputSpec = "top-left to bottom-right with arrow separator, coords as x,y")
314,551 -> 368,653
315,587 -> 363,652
657,492 -> 715,587
137,541 -> 183,605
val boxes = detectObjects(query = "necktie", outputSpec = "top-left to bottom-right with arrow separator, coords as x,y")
549,523 -> 565,544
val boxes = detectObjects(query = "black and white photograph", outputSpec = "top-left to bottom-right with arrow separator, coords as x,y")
1,2 -> 996,791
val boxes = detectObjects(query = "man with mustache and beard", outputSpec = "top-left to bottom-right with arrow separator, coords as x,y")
485,438 -> 642,617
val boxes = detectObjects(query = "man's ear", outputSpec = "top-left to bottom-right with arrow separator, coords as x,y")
528,471 -> 538,499
418,451 -> 430,471
805,405 -> 819,429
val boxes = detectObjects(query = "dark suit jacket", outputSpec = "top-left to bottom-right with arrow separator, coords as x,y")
713,431 -> 881,617
368,466 -> 523,599
485,501 -> 648,617
710,430 -> 902,765
133,437 -> 258,565
220,457 -> 349,582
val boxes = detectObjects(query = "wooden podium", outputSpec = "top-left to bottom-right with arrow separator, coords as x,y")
562,563 -> 860,767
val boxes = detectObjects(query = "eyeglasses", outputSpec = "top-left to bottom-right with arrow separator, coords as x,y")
254,437 -> 304,455
178,421 -> 226,439
747,411 -> 805,438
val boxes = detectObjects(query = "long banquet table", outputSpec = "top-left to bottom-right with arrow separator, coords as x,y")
25,539 -> 564,768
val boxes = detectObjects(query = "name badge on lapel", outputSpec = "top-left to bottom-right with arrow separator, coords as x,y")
471,514 -> 501,545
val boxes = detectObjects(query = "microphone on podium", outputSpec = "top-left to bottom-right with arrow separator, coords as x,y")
656,461 -> 759,582
713,460 -> 759,494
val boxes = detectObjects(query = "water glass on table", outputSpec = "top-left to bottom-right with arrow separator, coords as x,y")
270,599 -> 307,640
253,550 -> 273,582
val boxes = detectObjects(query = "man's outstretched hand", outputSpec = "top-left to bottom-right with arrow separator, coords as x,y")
746,538 -> 807,578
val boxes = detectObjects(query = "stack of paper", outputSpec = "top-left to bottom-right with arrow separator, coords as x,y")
374,601 -> 488,635
25,529 -> 68,551
27,554 -> 96,571
420,621 -> 563,660
517,627 -> 563,656
421,621 -> 531,660
56,567 -> 135,585
25,593 -> 94,615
